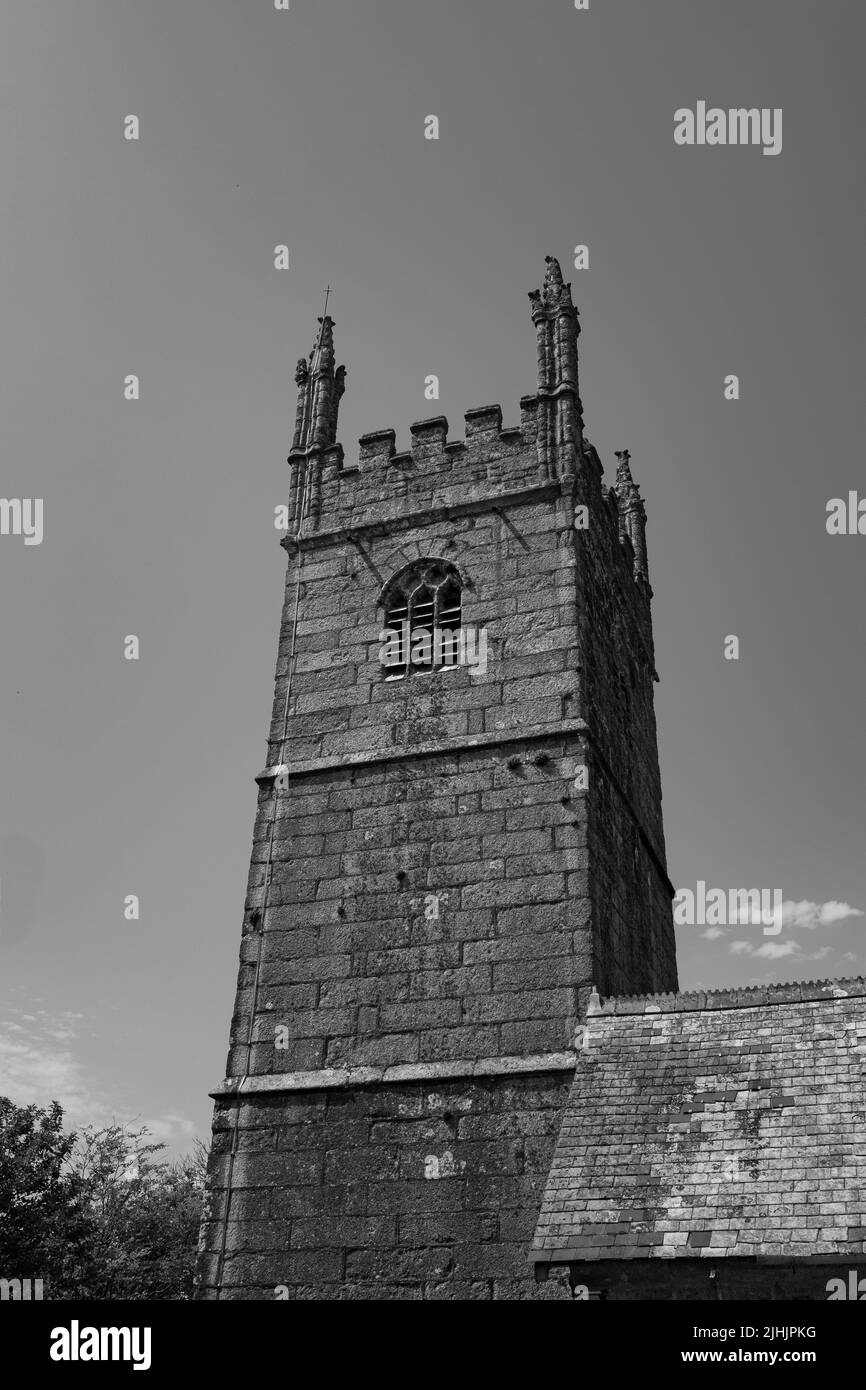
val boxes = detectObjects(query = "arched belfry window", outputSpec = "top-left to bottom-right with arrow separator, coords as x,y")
381,561 -> 463,681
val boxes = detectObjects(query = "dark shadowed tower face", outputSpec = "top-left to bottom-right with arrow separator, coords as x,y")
196,256 -> 678,1301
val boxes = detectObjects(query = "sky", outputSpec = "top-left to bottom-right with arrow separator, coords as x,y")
0,0 -> 863,1152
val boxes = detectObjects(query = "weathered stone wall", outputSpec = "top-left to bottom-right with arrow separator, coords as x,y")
197,1071 -> 572,1300
576,449 -> 677,998
235,737 -> 593,1077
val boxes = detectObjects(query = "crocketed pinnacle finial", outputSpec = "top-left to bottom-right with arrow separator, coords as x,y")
313,314 -> 335,367
544,254 -> 563,287
290,312 -> 346,454
529,255 -> 576,318
614,450 -> 649,583
527,254 -> 583,480
614,449 -> 635,490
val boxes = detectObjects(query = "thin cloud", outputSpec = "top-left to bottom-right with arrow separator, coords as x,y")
729,940 -> 838,962
0,1009 -> 108,1125
0,1010 -> 198,1150
145,1113 -> 196,1144
730,939 -> 801,959
699,899 -> 862,939
781,900 -> 863,930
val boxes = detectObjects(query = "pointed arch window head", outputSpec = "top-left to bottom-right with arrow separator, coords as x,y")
381,561 -> 463,681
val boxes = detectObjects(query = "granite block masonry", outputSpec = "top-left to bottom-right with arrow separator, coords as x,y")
195,255 -> 680,1300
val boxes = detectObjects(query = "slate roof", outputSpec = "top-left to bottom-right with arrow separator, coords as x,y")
532,978 -> 866,1263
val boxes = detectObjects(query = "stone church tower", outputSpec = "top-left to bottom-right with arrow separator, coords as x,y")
196,256 -> 678,1300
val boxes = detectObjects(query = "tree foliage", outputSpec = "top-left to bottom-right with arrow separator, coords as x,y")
0,1098 -> 92,1294
0,1097 -> 206,1300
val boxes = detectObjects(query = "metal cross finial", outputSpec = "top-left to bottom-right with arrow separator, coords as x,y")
313,284 -> 332,355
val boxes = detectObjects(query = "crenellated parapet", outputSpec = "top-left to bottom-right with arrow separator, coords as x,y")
311,404 -> 542,536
